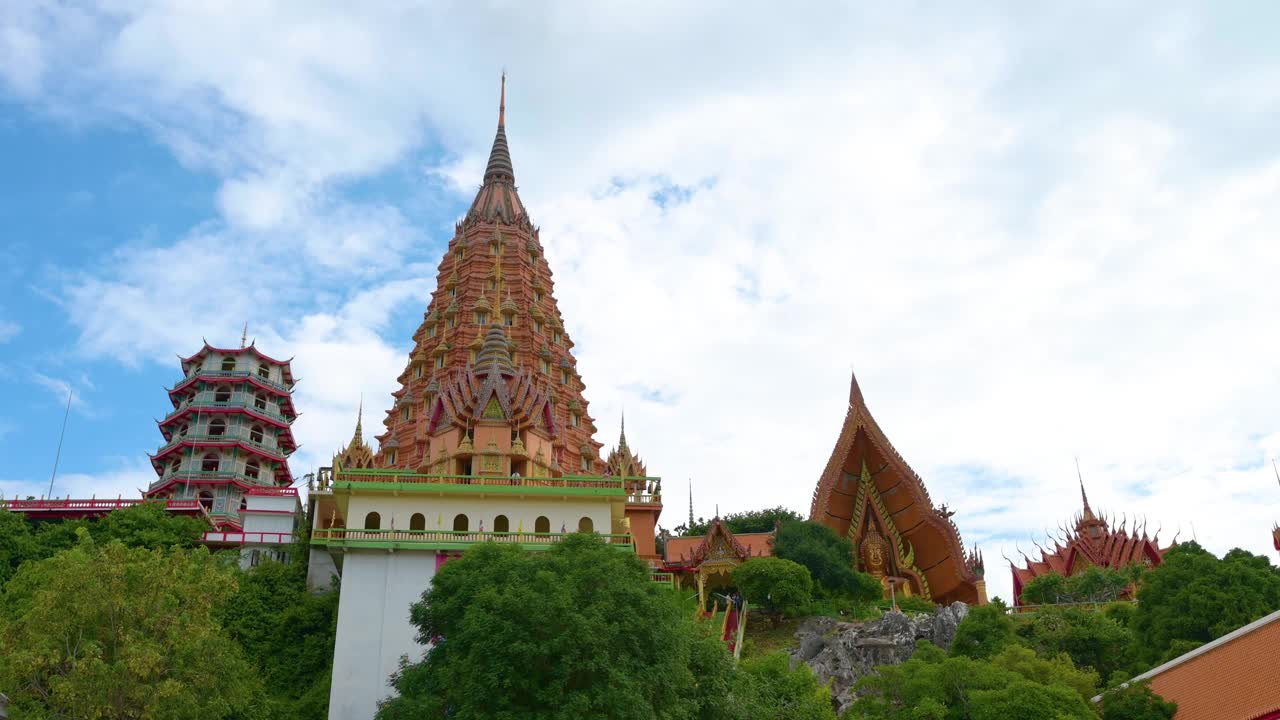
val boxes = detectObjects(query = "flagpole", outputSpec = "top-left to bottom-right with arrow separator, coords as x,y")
47,388 -> 73,499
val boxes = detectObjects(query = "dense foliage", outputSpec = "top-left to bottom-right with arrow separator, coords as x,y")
0,533 -> 260,719
1016,606 -> 1135,682
732,557 -> 813,626
772,521 -> 882,602
852,641 -> 1097,720
949,600 -> 1017,660
1131,541 -> 1280,664
1098,681 -> 1178,720
1019,564 -> 1142,606
728,653 -> 836,720
0,507 -> 337,719
377,535 -> 736,720
677,506 -> 804,537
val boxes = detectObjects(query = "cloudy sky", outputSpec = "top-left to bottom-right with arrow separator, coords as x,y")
2,2 -> 1279,603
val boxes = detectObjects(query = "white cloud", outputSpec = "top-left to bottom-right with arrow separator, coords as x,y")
10,3 -> 1280,606
0,319 -> 19,343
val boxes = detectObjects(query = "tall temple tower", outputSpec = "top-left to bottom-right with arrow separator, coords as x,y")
311,79 -> 661,720
147,341 -> 300,564
373,74 -> 602,476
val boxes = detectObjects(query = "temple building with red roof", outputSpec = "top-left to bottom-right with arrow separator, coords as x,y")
810,371 -> 986,605
1010,478 -> 1171,607
664,517 -> 774,608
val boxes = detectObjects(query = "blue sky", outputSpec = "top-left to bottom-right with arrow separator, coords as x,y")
3,2 -> 1280,602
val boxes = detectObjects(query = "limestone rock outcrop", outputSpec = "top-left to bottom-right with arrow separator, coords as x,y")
790,602 -> 970,715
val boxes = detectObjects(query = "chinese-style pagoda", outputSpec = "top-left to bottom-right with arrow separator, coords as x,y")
810,371 -> 986,605
1010,479 -> 1171,606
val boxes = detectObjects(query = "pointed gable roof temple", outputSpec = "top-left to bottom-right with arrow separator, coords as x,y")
1010,471 -> 1173,607
333,400 -> 375,469
810,371 -> 986,605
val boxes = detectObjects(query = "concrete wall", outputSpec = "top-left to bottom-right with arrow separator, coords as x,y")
328,550 -> 437,720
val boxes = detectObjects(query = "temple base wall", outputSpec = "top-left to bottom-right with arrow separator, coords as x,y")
328,550 -> 437,720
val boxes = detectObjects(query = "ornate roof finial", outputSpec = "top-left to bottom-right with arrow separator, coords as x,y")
1075,456 -> 1093,516
619,409 -> 628,448
688,478 -> 694,528
482,73 -> 515,185
240,322 -> 248,349
353,395 -> 364,444
499,70 -> 506,128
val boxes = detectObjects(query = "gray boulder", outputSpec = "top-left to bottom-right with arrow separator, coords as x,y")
789,602 -> 969,715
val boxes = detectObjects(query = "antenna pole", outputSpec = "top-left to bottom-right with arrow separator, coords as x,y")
47,388 -> 73,499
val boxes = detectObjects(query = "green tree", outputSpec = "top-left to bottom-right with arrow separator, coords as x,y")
0,533 -> 259,719
218,558 -> 338,719
0,509 -> 34,585
376,535 -> 735,720
852,642 -> 1096,720
772,521 -> 880,601
1132,542 -> 1280,664
1099,681 -> 1177,720
732,557 -> 813,627
92,500 -> 207,549
727,652 -> 835,720
950,601 -> 1017,660
1015,606 -> 1135,681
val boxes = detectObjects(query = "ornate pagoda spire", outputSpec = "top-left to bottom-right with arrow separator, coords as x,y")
467,73 -> 528,226
1076,457 -> 1095,519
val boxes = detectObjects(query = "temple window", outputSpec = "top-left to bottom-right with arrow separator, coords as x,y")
535,516 -> 550,534
245,460 -> 260,480
553,332 -> 562,345
249,425 -> 264,443
410,513 -> 426,531
209,419 -> 227,436
490,243 -> 499,256
386,450 -> 397,465
427,325 -> 437,338
453,514 -> 469,532
221,356 -> 236,372
364,512 -> 381,530
578,517 -> 593,533
530,251 -> 539,264
257,362 -> 270,380
401,407 -> 411,422
533,290 -> 542,302
580,456 -> 591,472
488,279 -> 497,291
540,359 -> 551,374
435,356 -> 446,370
570,413 -> 580,428
198,491 -> 214,512
503,315 -> 513,327
475,311 -> 488,325
214,388 -> 231,403
449,287 -> 457,298
560,370 -> 570,385
253,393 -> 267,410
448,317 -> 456,328
455,248 -> 465,261
494,515 -> 509,533
415,365 -> 424,379
533,320 -> 543,334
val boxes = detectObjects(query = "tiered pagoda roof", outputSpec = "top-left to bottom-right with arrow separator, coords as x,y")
810,371 -> 984,604
1010,479 -> 1171,605
375,76 -> 602,473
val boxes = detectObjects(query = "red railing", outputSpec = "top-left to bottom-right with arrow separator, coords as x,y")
201,531 -> 294,545
1,498 -> 201,512
246,486 -> 298,497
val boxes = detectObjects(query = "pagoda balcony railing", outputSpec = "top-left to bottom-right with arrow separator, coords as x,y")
172,369 -> 293,394
328,468 -> 628,497
626,493 -> 662,505
311,527 -> 634,552
157,432 -> 289,459
245,486 -> 299,497
1,497 -> 202,513
201,530 -> 294,546
150,470 -> 278,490
162,396 -> 289,423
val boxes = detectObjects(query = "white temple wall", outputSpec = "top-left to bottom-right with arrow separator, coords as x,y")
328,550 -> 437,720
